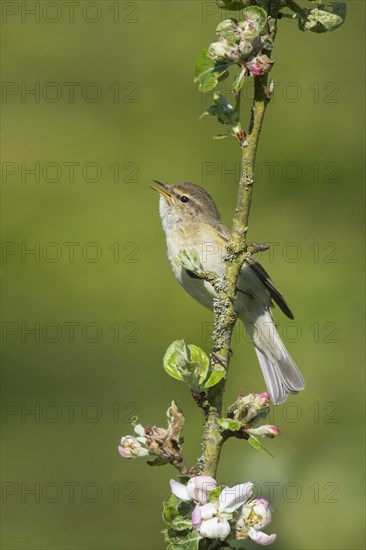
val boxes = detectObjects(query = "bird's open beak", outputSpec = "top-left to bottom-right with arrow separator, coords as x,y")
150,180 -> 173,200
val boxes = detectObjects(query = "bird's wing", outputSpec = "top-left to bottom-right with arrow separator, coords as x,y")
215,223 -> 294,319
244,256 -> 294,319
216,223 -> 231,242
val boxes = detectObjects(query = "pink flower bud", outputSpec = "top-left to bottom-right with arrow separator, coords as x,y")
257,392 -> 270,406
247,425 -> 281,438
246,55 -> 274,77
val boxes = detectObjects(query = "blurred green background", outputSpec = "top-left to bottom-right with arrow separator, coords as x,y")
1,1 -> 365,549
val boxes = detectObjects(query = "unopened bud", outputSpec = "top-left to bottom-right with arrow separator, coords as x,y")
256,392 -> 270,406
247,425 -> 281,438
239,39 -> 253,57
227,392 -> 270,424
238,19 -> 260,41
208,40 -> 232,61
246,54 -> 274,76
216,18 -> 238,37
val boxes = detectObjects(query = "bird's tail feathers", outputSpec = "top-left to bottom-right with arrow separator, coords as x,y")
241,310 -> 305,405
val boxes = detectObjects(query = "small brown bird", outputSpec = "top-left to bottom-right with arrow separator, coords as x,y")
153,181 -> 305,404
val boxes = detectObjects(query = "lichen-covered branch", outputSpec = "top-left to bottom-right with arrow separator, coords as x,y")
200,3 -> 280,478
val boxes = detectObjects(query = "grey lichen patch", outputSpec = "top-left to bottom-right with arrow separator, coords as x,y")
196,456 -> 204,472
212,296 -> 232,348
212,275 -> 228,294
223,249 -> 237,262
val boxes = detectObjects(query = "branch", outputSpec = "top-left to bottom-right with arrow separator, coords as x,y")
199,3 -> 280,478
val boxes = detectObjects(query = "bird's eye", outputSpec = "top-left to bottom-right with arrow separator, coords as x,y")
180,195 -> 189,203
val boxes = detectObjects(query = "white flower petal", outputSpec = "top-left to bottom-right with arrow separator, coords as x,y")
199,518 -> 231,540
134,424 -> 146,437
136,447 -> 149,457
253,502 -> 267,515
170,480 -> 189,500
242,503 -> 252,520
199,518 -> 219,539
199,503 -> 217,520
249,527 -> 276,545
187,476 -> 216,503
192,505 -> 201,529
118,445 -> 132,458
253,501 -> 271,528
216,519 -> 231,540
120,435 -> 133,445
219,482 -> 254,513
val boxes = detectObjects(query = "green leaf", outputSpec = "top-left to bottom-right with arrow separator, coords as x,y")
194,48 -> 232,93
217,418 -> 242,431
188,344 -> 210,387
216,0 -> 246,10
232,69 -> 245,94
163,495 -> 194,530
172,517 -> 193,531
164,528 -> 202,550
248,435 -> 274,458
177,248 -> 204,277
194,48 -> 219,93
205,92 -> 240,127
242,6 -> 267,32
299,2 -> 346,33
178,500 -> 193,518
163,340 -> 186,381
204,369 -> 226,389
194,48 -> 214,79
163,494 -> 180,527
207,486 -> 222,503
163,506 -> 178,527
201,92 -> 244,144
163,340 -> 211,392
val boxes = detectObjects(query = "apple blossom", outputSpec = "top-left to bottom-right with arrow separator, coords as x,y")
118,435 -> 149,459
191,482 -> 254,540
236,498 -> 276,545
